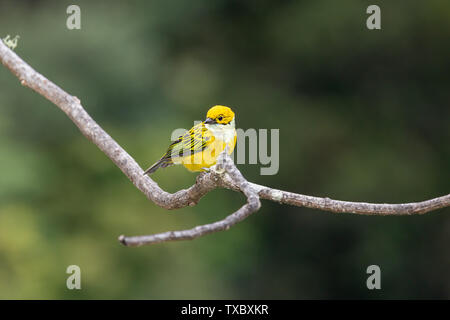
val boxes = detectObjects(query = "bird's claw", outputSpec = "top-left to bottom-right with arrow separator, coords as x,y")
209,163 -> 225,175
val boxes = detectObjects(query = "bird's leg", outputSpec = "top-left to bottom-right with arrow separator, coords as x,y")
210,146 -> 229,175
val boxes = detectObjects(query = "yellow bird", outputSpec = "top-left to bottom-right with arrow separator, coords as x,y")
144,105 -> 237,174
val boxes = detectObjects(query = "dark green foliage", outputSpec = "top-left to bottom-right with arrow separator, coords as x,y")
0,0 -> 448,298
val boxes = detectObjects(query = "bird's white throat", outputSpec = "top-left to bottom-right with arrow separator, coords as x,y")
205,118 -> 236,143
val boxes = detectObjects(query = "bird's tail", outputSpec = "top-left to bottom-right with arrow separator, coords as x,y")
143,157 -> 173,175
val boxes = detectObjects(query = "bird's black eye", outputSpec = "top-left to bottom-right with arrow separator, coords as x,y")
218,116 -> 223,121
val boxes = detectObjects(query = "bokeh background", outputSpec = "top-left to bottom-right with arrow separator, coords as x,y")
0,0 -> 449,299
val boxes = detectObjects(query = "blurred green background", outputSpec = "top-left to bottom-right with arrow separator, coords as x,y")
0,0 -> 449,299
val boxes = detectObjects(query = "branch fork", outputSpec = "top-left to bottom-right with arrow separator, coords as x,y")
1,40 -> 448,247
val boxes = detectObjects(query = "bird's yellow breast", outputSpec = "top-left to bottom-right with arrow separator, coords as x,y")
176,133 -> 237,172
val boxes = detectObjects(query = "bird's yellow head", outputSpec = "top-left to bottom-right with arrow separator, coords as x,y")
205,105 -> 235,125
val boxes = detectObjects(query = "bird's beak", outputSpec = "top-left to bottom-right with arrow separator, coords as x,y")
204,117 -> 216,124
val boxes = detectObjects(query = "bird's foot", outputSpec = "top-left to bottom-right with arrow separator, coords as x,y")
209,163 -> 225,175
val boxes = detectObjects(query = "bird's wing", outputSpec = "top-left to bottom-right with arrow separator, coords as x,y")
164,122 -> 213,159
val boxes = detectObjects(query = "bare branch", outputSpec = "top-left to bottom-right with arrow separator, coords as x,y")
1,40 -> 449,247
219,180 -> 450,216
258,189 -> 450,215
0,39 -> 212,211
120,152 -> 261,247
